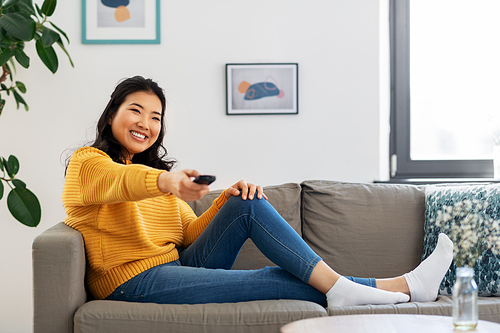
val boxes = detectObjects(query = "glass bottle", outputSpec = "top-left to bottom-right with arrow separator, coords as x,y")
453,267 -> 478,330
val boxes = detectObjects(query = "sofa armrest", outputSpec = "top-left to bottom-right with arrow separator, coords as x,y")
33,222 -> 87,333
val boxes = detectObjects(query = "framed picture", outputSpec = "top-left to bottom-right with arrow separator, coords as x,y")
226,63 -> 298,115
82,0 -> 161,44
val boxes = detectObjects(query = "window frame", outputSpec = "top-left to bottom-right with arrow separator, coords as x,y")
389,0 -> 493,180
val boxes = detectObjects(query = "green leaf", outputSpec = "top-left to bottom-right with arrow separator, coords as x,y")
15,81 -> 26,93
35,39 -> 58,73
0,157 -> 4,172
7,187 -> 41,227
7,154 -> 19,176
13,0 -> 36,16
40,0 -> 56,17
0,48 -> 13,66
2,0 -> 20,9
0,39 -> 12,48
13,46 -> 29,68
29,18 -> 36,39
35,3 -> 42,16
49,21 -> 69,44
0,13 -> 35,41
0,99 -> 4,115
0,179 -> 4,200
7,58 -> 15,77
12,178 -> 26,189
10,7 -> 31,19
12,88 -> 28,110
41,27 -> 59,47
12,90 -> 19,108
1,157 -> 7,174
56,39 -> 73,67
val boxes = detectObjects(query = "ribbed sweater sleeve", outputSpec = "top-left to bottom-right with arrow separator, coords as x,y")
63,147 -> 165,206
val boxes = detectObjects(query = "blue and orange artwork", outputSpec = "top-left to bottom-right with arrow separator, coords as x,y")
101,0 -> 130,22
238,77 -> 285,101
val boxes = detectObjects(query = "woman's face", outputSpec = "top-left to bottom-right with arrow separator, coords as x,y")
109,91 -> 163,160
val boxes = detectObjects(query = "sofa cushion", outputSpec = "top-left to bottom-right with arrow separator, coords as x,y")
74,299 -> 327,333
327,296 -> 500,324
423,184 -> 500,296
301,180 -> 426,279
188,183 -> 302,270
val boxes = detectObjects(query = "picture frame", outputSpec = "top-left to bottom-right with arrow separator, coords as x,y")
226,63 -> 298,115
82,0 -> 161,44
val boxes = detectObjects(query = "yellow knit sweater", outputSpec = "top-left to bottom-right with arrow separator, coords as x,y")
63,147 -> 227,300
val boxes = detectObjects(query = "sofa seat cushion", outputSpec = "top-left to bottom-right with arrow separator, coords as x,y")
74,299 -> 327,333
327,296 -> 500,324
301,180 -> 426,278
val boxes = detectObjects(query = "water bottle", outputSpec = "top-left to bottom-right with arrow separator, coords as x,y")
453,266 -> 478,330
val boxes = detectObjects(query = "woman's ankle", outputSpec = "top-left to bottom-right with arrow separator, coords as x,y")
308,260 -> 341,294
376,276 -> 410,296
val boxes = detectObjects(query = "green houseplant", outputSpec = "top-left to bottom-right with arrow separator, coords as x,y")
0,0 -> 73,227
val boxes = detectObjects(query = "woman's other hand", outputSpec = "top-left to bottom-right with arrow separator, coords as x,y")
158,170 -> 210,202
224,180 -> 268,201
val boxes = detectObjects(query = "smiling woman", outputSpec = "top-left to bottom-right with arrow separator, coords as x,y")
60,76 -> 453,311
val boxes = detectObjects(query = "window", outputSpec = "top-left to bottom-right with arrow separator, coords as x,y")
390,0 -> 498,180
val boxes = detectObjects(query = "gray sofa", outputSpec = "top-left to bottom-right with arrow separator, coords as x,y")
32,180 -> 500,333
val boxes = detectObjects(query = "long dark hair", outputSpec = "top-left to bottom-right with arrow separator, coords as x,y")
91,76 -> 176,171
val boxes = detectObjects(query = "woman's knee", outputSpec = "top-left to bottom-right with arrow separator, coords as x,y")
225,195 -> 272,212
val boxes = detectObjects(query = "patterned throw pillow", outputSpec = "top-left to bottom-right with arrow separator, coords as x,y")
422,184 -> 500,296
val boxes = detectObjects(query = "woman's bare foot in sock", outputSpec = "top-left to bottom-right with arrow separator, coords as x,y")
403,233 -> 453,302
326,277 -> 409,307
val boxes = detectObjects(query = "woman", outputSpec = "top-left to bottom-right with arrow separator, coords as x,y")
63,76 -> 453,307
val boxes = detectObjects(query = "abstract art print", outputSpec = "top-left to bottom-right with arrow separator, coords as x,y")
226,63 -> 298,115
82,0 -> 160,44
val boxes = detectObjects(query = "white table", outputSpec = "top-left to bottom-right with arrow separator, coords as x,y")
281,314 -> 500,333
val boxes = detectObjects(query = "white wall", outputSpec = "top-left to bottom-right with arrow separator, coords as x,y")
0,1 -> 389,332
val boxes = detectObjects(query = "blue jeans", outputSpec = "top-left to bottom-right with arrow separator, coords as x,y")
106,196 -> 375,306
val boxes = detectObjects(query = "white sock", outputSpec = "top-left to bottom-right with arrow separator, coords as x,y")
404,233 -> 453,302
326,276 -> 410,307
